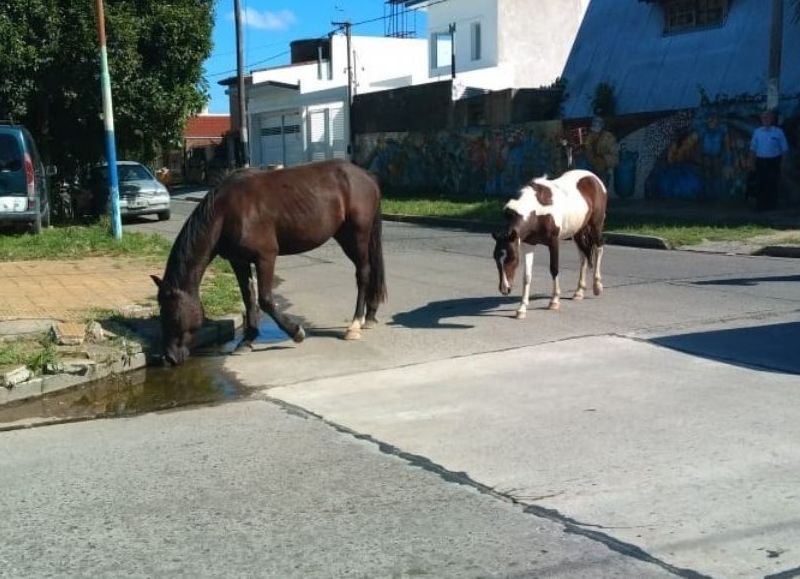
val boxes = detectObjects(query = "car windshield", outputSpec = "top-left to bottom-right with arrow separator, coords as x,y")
0,135 -> 22,173
91,164 -> 153,183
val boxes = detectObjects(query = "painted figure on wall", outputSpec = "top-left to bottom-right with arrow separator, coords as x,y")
697,113 -> 728,199
582,117 -> 619,192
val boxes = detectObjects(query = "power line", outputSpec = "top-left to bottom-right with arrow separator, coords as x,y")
205,0 -> 446,80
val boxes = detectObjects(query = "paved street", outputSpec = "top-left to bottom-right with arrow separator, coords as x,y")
1,197 -> 799,577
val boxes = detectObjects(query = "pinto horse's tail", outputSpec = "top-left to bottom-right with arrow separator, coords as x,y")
367,201 -> 388,305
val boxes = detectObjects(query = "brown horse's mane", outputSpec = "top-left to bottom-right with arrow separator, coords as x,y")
163,182 -> 223,289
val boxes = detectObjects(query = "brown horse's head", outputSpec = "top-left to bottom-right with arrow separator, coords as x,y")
491,229 -> 520,295
151,275 -> 203,366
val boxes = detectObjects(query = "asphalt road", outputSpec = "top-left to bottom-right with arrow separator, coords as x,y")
1,194 -> 799,578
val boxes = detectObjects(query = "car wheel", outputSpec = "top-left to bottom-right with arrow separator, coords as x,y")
157,209 -> 171,221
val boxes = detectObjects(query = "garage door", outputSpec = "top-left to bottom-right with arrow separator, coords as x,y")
259,111 -> 303,167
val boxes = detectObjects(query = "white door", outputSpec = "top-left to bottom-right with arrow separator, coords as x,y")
330,104 -> 347,159
307,109 -> 329,162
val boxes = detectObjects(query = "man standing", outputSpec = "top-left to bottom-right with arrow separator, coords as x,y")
583,117 -> 619,193
750,109 -> 789,211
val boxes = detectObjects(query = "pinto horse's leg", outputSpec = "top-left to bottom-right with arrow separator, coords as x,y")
334,225 -> 370,341
573,237 -> 589,301
593,245 -> 605,296
547,240 -> 561,311
516,246 -> 534,319
255,255 -> 305,343
230,260 -> 259,353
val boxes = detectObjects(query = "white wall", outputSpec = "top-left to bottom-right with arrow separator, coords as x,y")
245,35 -> 427,167
426,0 -> 499,78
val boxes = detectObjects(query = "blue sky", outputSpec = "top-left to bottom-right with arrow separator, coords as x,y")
204,1 -> 427,114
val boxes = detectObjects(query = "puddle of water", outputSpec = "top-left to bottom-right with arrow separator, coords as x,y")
0,356 -> 243,426
0,318 -> 290,427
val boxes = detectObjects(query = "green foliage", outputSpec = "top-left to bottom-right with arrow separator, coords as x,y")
0,222 -> 170,261
0,0 -> 214,179
591,82 -> 616,116
0,334 -> 60,375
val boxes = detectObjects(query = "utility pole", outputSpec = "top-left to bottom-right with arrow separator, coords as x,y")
332,20 -> 353,158
234,0 -> 250,167
93,0 -> 122,240
449,22 -> 456,79
767,0 -> 783,110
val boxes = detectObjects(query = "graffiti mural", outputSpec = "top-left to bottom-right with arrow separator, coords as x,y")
356,122 -> 565,197
355,97 -> 799,205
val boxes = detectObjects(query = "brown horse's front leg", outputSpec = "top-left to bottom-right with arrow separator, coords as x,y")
255,256 -> 305,343
547,240 -> 561,310
230,260 -> 259,353
345,262 -> 369,341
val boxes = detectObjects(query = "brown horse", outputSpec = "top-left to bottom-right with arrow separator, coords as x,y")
151,159 -> 387,366
491,169 -> 606,319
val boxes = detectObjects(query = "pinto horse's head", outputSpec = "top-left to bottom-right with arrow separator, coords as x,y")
151,275 -> 204,366
491,229 -> 520,296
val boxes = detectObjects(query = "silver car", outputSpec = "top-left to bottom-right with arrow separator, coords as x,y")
88,161 -> 171,221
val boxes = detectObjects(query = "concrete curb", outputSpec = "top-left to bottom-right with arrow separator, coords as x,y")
602,232 -> 671,250
755,245 -> 800,258
0,314 -> 243,408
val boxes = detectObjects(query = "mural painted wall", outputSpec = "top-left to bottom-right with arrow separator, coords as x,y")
355,97 -> 800,204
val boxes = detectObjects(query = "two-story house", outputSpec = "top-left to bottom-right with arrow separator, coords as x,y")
396,0 -> 590,96
222,33 -> 427,168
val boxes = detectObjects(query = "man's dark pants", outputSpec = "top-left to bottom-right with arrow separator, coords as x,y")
755,156 -> 781,211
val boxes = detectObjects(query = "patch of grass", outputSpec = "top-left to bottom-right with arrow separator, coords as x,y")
606,222 -> 776,247
0,221 -> 170,262
382,197 -> 504,222
201,259 -> 243,318
0,335 -> 60,375
382,196 -> 787,247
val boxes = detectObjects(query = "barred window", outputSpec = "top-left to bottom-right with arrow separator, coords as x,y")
664,0 -> 728,33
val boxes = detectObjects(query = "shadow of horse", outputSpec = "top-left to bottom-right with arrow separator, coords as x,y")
390,296 -> 522,330
692,274 -> 800,287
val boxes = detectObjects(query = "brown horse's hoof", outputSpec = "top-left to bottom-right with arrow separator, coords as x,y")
363,317 -> 379,329
344,328 -> 362,341
293,326 -> 306,343
593,283 -> 603,296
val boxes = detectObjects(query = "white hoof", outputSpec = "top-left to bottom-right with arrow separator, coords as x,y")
548,300 -> 560,311
515,308 -> 527,320
363,317 -> 379,329
573,290 -> 585,301
293,326 -> 306,343
344,328 -> 362,341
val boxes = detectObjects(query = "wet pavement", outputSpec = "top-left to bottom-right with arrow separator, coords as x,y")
0,318 -> 291,429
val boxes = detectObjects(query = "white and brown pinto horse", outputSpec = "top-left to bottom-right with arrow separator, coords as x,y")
492,169 -> 607,319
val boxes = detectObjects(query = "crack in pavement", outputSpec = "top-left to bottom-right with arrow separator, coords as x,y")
263,395 -> 711,579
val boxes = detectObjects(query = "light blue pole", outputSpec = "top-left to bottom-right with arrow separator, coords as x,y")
95,0 -> 122,240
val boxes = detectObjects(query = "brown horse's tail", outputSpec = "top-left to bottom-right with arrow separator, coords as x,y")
368,201 -> 387,305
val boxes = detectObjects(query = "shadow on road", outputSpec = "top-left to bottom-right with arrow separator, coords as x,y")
651,321 -> 800,375
692,274 -> 800,286
390,296 -> 520,329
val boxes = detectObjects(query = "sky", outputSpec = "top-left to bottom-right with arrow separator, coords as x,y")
203,1 -> 428,114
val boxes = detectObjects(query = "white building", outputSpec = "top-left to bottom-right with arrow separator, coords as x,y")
226,34 -> 427,168
401,0 -> 590,96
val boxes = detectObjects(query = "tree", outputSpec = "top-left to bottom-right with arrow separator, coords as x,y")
0,0 -> 213,179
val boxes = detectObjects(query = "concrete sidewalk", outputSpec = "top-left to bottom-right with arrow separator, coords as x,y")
0,258 -> 161,323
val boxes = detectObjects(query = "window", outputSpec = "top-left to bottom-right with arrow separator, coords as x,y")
664,0 -> 728,33
431,31 -> 452,69
470,22 -> 481,61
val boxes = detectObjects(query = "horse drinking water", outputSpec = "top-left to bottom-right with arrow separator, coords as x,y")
491,169 -> 607,319
151,159 -> 387,366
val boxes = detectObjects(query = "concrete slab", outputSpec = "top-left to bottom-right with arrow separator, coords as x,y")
268,335 -> 800,579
